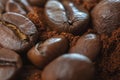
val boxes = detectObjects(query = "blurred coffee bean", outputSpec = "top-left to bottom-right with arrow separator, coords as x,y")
42,53 -> 95,80
0,0 -> 9,13
6,0 -> 27,15
45,0 -> 89,35
0,12 -> 38,53
69,33 -> 101,60
0,0 -> 8,6
0,48 -> 22,80
27,35 -> 69,68
91,0 -> 120,35
0,3 -> 4,13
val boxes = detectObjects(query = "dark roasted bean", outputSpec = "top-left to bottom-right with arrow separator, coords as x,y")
27,35 -> 69,68
69,33 -> 101,60
6,0 -> 27,15
0,12 -> 38,53
42,53 -> 95,80
45,0 -> 89,35
91,0 -> 120,35
0,48 -> 22,80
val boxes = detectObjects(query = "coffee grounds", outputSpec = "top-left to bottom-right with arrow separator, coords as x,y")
39,29 -> 97,49
18,66 -> 42,80
73,0 -> 101,11
39,30 -> 80,48
95,28 -> 120,80
27,7 -> 46,32
25,71 -> 41,80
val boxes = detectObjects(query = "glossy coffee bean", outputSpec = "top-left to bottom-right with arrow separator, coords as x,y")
0,48 -> 22,80
69,33 -> 101,60
45,0 -> 89,35
42,53 -> 95,80
0,12 -> 38,53
6,0 -> 27,15
91,0 -> 120,35
27,36 -> 69,68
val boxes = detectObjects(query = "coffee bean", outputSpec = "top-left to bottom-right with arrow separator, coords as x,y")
27,35 -> 69,68
0,0 -> 8,6
42,53 -> 95,80
0,0 -> 9,13
0,12 -> 38,53
0,48 -> 22,80
6,0 -> 27,15
0,0 -> 32,14
91,0 -> 120,35
45,0 -> 89,35
0,2 -> 4,13
69,33 -> 101,60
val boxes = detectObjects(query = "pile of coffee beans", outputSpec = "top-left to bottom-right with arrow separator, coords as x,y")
0,0 -> 119,80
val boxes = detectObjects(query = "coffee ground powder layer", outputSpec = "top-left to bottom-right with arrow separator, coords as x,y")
96,28 -> 120,80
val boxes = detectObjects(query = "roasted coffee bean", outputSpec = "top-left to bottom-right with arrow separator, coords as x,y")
6,0 -> 27,15
42,53 -> 95,80
28,0 -> 47,7
0,12 -> 38,53
0,2 -> 4,13
45,0 -> 89,35
0,0 -> 8,6
27,35 -> 69,68
0,48 -> 22,80
0,0 -> 8,13
91,0 -> 120,35
69,33 -> 101,60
